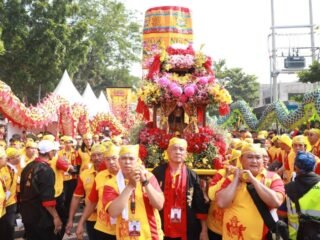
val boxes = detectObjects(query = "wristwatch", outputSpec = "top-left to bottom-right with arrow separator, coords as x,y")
141,179 -> 149,187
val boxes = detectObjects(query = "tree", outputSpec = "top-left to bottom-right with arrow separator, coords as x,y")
214,60 -> 259,107
0,0 -> 89,103
298,61 -> 320,83
0,2 -> 4,55
73,0 -> 142,93
0,29 -> 4,55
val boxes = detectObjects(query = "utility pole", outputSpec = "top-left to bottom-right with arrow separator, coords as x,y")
309,0 -> 315,62
269,0 -> 317,102
270,0 -> 278,102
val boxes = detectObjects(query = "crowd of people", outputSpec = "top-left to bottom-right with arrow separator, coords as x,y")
0,126 -> 320,239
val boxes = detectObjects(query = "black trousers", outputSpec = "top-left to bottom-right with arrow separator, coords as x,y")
63,179 -> 77,216
1,203 -> 17,240
85,220 -> 99,240
55,194 -> 67,240
95,229 -> 117,240
208,228 -> 222,240
24,223 -> 58,240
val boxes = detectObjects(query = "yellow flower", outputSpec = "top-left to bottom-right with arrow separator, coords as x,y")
202,158 -> 208,164
194,52 -> 206,69
171,73 -> 192,85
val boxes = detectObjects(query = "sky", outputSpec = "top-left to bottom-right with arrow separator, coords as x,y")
121,0 -> 320,84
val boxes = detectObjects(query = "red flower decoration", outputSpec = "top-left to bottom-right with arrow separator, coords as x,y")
203,56 -> 214,75
219,103 -> 230,116
166,44 -> 195,56
139,144 -> 148,160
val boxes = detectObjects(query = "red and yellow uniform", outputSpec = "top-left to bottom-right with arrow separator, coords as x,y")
102,172 -> 163,240
0,163 -> 17,207
275,149 -> 286,165
220,169 -> 284,240
20,141 -> 38,167
0,179 -> 6,218
58,148 -> 79,181
207,169 -> 226,235
311,139 -> 320,158
73,168 -> 97,221
267,146 -> 281,163
77,148 -> 91,172
283,150 -> 295,183
49,156 -> 70,197
88,169 -> 116,235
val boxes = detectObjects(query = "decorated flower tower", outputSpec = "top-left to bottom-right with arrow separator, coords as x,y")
136,6 -> 232,170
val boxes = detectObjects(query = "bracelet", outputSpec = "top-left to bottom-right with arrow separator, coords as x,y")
141,179 -> 149,187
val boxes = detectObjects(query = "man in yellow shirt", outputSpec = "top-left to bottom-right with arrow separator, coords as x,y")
207,149 -> 241,240
0,147 -> 20,240
216,143 -> 285,240
0,148 -> 8,235
58,136 -> 79,217
21,141 -> 38,167
66,144 -> 107,239
75,143 -> 120,240
104,145 -> 164,240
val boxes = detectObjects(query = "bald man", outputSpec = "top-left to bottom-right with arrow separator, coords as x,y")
152,137 -> 209,240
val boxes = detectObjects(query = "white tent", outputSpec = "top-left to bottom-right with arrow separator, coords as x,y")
82,83 -> 100,118
97,91 -> 111,113
53,70 -> 83,104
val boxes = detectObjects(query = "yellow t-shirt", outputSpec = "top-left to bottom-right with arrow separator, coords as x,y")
73,168 -> 97,221
78,148 -> 91,172
90,170 -> 116,235
221,169 -> 284,240
49,156 -> 65,197
0,180 -> 6,218
0,164 -> 17,207
283,151 -> 296,183
21,154 -> 36,167
207,169 -> 226,235
58,149 -> 78,181
103,172 -> 164,240
267,146 -> 280,162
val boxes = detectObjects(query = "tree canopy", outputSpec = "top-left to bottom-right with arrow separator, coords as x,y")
215,60 -> 259,107
298,61 -> 320,84
73,0 -> 141,92
0,0 -> 141,103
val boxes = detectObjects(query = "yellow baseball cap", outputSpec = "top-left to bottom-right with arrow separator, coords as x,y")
91,144 -> 107,154
26,141 -> 38,148
6,147 -> 21,158
292,135 -> 306,145
119,145 -> 139,157
168,137 -> 187,149
105,144 -> 120,158
278,134 -> 292,147
309,128 -> 320,137
241,143 -> 261,155
83,133 -> 93,140
42,134 -> 55,142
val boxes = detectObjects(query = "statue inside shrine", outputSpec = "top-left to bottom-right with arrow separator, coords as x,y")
168,107 -> 187,135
